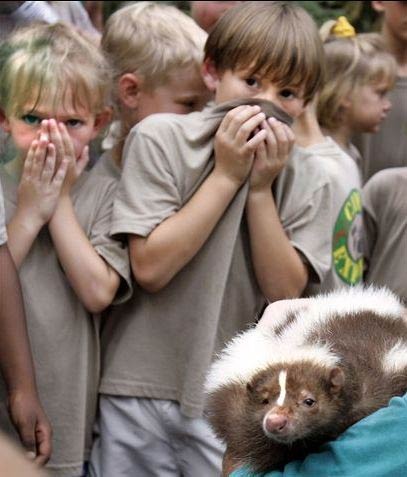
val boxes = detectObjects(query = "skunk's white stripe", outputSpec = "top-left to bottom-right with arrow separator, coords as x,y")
277,371 -> 287,406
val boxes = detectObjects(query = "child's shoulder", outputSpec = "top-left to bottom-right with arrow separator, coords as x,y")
363,167 -> 407,200
130,108 -> 210,143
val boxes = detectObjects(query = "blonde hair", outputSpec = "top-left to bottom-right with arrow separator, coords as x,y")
204,1 -> 324,104
102,1 -> 207,90
318,28 -> 397,130
0,22 -> 111,117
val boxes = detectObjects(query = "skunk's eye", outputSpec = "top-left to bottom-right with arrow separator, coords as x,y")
303,398 -> 316,407
262,398 -> 269,405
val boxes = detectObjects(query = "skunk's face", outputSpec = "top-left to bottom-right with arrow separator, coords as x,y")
247,362 -> 345,443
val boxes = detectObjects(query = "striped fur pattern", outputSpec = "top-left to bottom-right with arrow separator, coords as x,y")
204,287 -> 407,473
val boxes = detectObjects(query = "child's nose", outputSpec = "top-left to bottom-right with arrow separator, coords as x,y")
256,89 -> 278,105
383,99 -> 392,112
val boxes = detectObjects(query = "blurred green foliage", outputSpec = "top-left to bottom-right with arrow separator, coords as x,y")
101,1 -> 381,33
297,1 -> 380,32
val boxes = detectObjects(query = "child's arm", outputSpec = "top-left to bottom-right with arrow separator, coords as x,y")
129,105 -> 267,292
47,120 -> 120,313
0,243 -> 52,465
246,118 -> 308,302
7,126 -> 68,268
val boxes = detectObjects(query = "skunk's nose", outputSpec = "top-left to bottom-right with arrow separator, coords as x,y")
264,414 -> 288,433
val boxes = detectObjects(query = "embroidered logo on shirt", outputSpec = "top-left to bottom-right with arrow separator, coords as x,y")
332,189 -> 363,285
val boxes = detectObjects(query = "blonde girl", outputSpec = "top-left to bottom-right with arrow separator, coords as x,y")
318,17 -> 397,158
0,23 -> 130,477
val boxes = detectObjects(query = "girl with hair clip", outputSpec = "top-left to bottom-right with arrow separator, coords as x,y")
317,17 -> 397,166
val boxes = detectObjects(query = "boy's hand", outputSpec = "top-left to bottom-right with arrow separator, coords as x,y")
214,105 -> 268,187
49,119 -> 89,196
8,390 -> 52,465
17,126 -> 68,228
249,117 -> 295,192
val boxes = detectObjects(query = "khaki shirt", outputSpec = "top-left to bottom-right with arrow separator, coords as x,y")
363,167 -> 407,302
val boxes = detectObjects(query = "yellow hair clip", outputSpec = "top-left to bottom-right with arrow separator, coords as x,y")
331,16 -> 356,38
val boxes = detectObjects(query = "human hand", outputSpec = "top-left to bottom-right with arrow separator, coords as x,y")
48,119 -> 89,196
249,117 -> 295,192
214,105 -> 268,187
17,124 -> 68,228
8,389 -> 52,466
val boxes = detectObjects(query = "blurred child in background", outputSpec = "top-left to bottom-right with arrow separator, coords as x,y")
96,1 -> 211,176
354,1 -> 407,182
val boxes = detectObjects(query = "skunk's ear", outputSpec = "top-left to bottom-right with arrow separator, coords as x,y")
329,367 -> 345,394
246,381 -> 253,394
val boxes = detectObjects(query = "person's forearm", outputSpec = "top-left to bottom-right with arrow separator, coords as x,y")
6,211 -> 43,269
130,170 -> 241,292
49,196 -> 120,313
0,244 -> 37,395
246,189 -> 308,302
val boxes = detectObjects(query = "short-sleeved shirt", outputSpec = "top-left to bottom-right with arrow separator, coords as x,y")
0,165 -> 131,477
354,77 -> 407,183
0,179 -> 6,246
299,137 -> 363,294
363,167 -> 407,302
101,99 -> 335,418
231,393 -> 407,477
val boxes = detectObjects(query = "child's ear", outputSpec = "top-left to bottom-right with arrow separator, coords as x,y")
0,108 -> 11,133
201,58 -> 221,93
91,107 -> 113,139
118,73 -> 142,110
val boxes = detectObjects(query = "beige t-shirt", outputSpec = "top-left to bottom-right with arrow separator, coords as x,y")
102,99 -> 334,418
301,137 -> 363,294
0,179 -> 6,246
354,77 -> 407,183
363,167 -> 407,302
0,166 -> 131,477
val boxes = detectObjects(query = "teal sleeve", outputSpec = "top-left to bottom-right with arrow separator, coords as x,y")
231,393 -> 407,477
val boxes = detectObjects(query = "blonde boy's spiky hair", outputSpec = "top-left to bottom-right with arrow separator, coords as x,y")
102,1 -> 207,90
204,1 -> 324,104
0,22 -> 111,117
317,32 -> 397,130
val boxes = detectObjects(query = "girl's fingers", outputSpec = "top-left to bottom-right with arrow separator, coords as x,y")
49,118 -> 65,160
31,132 -> 48,179
53,157 -> 69,187
41,144 -> 56,183
76,145 -> 89,175
59,122 -> 76,160
23,140 -> 38,179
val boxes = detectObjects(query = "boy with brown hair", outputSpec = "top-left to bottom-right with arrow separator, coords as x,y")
93,3 -> 331,476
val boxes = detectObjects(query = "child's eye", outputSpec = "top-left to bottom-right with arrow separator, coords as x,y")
65,119 -> 83,128
245,78 -> 259,88
279,89 -> 296,99
21,114 -> 41,125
